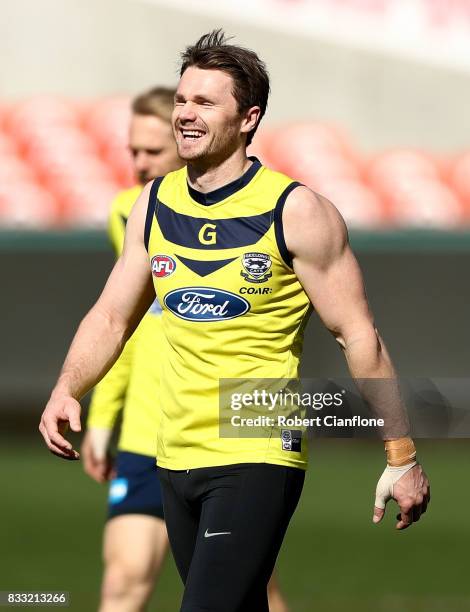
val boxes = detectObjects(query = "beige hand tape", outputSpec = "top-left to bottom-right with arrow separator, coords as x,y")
374,462 -> 417,510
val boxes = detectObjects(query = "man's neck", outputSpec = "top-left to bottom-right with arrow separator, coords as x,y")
186,149 -> 252,194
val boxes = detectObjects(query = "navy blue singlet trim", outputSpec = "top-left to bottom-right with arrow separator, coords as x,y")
175,254 -> 237,277
156,202 -> 272,250
187,157 -> 262,206
144,177 -> 164,251
274,181 -> 302,268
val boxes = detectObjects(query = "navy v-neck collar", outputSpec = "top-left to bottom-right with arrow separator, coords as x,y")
186,156 -> 262,206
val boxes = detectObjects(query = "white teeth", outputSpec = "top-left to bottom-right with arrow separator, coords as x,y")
182,130 -> 204,138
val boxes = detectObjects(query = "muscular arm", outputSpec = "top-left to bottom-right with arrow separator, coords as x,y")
283,186 -> 429,528
284,187 -> 405,420
39,182 -> 155,458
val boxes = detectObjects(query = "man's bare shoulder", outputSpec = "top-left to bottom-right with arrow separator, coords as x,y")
283,185 -> 348,264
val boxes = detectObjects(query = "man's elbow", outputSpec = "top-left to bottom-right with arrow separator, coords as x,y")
83,303 -> 130,345
334,322 -> 381,353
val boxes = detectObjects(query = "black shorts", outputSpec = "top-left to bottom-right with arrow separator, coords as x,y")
107,451 -> 164,520
157,462 -> 304,612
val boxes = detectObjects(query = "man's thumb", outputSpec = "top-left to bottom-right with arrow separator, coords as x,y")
373,505 -> 385,524
65,403 -> 81,432
374,466 -> 394,524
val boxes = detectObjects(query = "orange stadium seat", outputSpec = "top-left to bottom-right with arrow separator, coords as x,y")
448,152 -> 470,212
0,182 -> 59,228
6,97 -> 78,144
84,96 -> 131,151
6,96 -> 77,123
247,129 -> 276,167
313,179 -> 386,228
60,179 -> 121,227
367,149 -> 440,195
0,104 -> 7,129
83,97 -> 134,187
288,152 -> 361,191
34,153 -> 113,188
0,132 -> 18,155
22,124 -> 96,150
0,155 -> 37,182
21,127 -> 113,197
104,146 -> 135,188
385,179 -> 464,228
268,121 -> 355,176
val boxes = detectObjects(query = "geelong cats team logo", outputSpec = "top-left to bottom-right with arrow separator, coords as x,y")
151,255 -> 176,278
241,252 -> 272,284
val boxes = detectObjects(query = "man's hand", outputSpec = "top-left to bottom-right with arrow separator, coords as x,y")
39,395 -> 82,460
373,463 -> 430,530
81,429 -> 115,483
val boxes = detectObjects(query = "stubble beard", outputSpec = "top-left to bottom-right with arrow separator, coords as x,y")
178,127 -> 240,168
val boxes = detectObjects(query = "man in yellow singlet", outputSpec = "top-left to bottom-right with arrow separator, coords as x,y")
40,30 -> 430,612
79,84 -> 290,612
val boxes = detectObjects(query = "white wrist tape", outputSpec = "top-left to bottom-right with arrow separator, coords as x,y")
374,462 -> 417,509
88,428 -> 113,461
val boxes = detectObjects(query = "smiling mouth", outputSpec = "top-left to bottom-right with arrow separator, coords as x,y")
180,129 -> 206,140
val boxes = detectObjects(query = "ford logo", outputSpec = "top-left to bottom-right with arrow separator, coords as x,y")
164,287 -> 250,322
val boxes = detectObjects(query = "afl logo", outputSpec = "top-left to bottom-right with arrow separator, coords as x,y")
164,287 -> 250,322
241,252 -> 272,284
151,255 -> 176,278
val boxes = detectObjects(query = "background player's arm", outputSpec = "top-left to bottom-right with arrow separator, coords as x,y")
87,340 -> 134,431
39,182 -> 155,460
283,186 -> 430,528
83,337 -> 136,482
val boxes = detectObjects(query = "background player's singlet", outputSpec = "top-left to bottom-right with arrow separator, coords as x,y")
88,185 -> 163,457
145,157 -> 311,470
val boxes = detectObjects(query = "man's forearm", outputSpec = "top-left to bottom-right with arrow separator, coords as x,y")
52,306 -> 130,401
341,327 -> 410,440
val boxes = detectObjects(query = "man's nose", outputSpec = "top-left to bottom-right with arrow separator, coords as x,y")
134,150 -> 148,170
177,101 -> 198,123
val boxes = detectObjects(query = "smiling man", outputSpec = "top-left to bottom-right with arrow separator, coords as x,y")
39,30 -> 430,612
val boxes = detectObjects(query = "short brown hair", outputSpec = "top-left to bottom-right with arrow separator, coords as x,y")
131,86 -> 176,123
179,29 -> 270,146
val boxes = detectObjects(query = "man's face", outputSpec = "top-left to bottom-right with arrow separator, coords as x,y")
129,114 -> 181,184
173,67 -> 254,164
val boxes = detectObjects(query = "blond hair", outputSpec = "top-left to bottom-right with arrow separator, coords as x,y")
131,86 -> 175,123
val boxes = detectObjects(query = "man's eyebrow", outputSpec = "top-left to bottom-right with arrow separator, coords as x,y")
174,93 -> 214,104
193,95 -> 214,104
129,146 -> 163,154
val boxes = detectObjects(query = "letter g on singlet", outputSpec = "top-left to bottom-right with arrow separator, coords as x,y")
198,223 -> 217,245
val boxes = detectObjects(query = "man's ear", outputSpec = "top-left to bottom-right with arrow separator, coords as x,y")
240,106 -> 261,136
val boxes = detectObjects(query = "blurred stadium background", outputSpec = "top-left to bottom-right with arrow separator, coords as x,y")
1,0 -> 470,610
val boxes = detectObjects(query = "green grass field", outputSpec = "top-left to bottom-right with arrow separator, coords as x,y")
1,434 -> 469,611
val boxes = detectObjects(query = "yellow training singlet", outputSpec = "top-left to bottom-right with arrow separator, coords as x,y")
88,186 -> 163,457
145,158 -> 311,470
